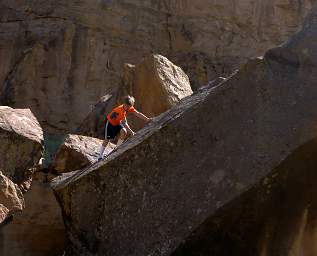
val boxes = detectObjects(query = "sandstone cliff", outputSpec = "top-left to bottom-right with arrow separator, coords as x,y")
52,2 -> 317,255
0,0 -> 314,133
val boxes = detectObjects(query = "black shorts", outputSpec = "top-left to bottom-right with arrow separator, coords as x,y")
105,121 -> 124,139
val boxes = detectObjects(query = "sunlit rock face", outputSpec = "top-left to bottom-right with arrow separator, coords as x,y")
126,54 -> 193,130
132,54 -> 192,118
52,3 -> 317,256
0,0 -> 314,133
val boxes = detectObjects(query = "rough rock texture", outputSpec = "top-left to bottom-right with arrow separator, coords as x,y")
52,134 -> 114,173
128,54 -> 192,130
0,106 -> 43,184
0,0 -> 315,133
133,54 -> 192,117
0,204 -> 9,224
0,171 -> 24,218
0,172 -> 66,256
171,139 -> 317,256
52,3 -> 317,256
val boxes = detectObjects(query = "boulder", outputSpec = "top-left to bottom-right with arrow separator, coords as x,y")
0,106 -> 43,184
133,54 -> 193,117
52,3 -> 317,256
52,134 -> 115,173
126,54 -> 193,130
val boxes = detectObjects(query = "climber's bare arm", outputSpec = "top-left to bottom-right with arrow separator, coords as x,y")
133,111 -> 152,122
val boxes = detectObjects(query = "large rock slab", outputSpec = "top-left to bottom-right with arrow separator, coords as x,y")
52,3 -> 317,256
0,1 -> 314,132
0,106 -> 43,184
52,134 -> 115,173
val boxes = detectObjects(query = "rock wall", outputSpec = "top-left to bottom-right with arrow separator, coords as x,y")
52,2 -> 317,255
0,0 -> 314,133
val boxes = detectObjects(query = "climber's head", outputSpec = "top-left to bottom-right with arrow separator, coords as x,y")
123,95 -> 135,110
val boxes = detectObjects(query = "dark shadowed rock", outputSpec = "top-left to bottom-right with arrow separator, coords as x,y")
172,139 -> 317,256
76,93 -> 117,139
0,106 -> 43,184
52,3 -> 317,256
53,134 -> 115,173
0,172 -> 65,256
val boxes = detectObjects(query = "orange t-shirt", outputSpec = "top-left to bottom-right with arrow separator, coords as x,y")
107,105 -> 136,126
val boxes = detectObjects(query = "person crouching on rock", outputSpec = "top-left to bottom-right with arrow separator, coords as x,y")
98,95 -> 151,161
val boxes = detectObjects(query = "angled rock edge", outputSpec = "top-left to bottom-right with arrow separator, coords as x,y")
52,4 -> 317,256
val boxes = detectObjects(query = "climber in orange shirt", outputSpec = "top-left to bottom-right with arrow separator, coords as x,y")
98,95 -> 151,160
